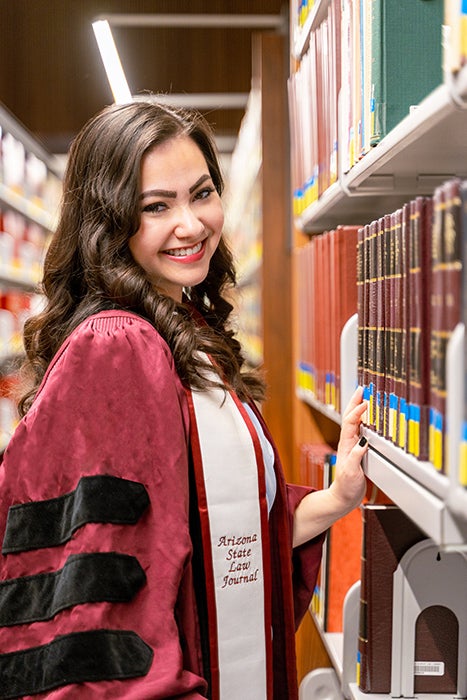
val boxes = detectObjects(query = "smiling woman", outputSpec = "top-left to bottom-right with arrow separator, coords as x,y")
0,99 -> 368,700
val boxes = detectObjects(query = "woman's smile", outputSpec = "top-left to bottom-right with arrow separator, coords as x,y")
163,239 -> 205,260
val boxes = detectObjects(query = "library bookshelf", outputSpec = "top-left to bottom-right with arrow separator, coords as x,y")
290,0 -> 467,697
0,101 -> 61,448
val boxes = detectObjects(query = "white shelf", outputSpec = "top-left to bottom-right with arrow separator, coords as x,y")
0,183 -> 56,230
296,387 -> 341,424
362,436 -> 467,548
298,315 -> 467,548
297,65 -> 467,233
0,263 -> 39,290
348,684 -> 452,700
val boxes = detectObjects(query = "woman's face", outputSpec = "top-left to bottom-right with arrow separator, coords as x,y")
129,135 -> 224,302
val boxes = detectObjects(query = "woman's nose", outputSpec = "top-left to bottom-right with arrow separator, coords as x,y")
173,205 -> 204,237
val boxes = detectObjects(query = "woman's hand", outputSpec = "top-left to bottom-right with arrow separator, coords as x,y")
329,385 -> 369,514
292,386 -> 369,548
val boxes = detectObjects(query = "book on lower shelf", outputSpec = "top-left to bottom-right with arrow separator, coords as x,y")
358,504 -> 426,693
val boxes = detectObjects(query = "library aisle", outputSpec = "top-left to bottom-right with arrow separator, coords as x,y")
1,1 -> 467,698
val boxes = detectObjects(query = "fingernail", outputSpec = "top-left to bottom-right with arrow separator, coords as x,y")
359,436 -> 368,447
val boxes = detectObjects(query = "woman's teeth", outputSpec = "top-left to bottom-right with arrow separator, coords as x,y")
165,241 -> 203,257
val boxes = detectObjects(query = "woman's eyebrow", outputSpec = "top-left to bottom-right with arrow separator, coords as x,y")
189,174 -> 211,193
139,188 -> 176,200
139,174 -> 212,201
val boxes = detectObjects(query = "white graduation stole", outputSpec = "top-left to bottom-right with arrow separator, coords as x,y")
187,380 -> 273,700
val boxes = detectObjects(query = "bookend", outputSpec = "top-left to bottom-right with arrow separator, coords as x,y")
340,313 -> 358,415
298,666 -> 344,700
446,323 -> 467,520
391,539 -> 467,698
341,580 -> 361,698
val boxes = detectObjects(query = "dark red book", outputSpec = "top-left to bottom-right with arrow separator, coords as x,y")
367,220 -> 378,430
335,225 -> 359,412
397,202 -> 411,451
357,225 -> 366,392
376,215 -> 388,437
407,196 -> 432,461
358,504 -> 426,693
429,179 -> 462,473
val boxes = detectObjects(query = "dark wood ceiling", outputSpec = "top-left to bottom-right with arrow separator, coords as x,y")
0,0 -> 287,156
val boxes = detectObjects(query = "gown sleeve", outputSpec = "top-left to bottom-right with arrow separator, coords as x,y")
0,311 -> 207,699
286,483 -> 325,627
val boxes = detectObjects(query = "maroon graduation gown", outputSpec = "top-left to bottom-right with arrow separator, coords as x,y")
0,310 -> 323,699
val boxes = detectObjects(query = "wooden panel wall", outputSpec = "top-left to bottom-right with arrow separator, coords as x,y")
0,0 -> 284,153
255,31 -> 294,469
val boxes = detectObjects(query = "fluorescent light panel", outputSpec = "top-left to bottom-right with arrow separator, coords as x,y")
92,20 -> 132,104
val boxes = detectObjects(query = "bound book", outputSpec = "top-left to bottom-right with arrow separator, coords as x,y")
358,504 -> 426,693
429,179 -> 462,473
333,225 -> 359,412
407,196 -> 432,461
369,0 -> 443,145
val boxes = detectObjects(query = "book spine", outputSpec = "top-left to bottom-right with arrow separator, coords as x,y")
438,179 -> 462,472
389,208 -> 403,444
369,0 -> 383,145
375,217 -> 386,434
357,225 -> 365,392
398,202 -> 411,450
407,197 -> 432,461
429,184 -> 446,471
357,504 -> 370,690
367,220 -> 378,429
338,225 -> 360,411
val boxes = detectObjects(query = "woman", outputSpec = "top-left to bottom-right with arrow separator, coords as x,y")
0,101 -> 368,699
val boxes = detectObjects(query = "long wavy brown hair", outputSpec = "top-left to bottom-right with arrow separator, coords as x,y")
18,100 -> 265,416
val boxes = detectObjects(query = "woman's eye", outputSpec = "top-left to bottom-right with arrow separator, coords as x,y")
195,187 -> 215,201
142,201 -> 166,214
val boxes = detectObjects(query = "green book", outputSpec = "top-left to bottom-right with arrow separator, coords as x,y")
370,0 -> 443,146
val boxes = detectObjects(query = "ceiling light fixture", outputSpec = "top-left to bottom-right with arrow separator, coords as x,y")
92,19 -> 132,104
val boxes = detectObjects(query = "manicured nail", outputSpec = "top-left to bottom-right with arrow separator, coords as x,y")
359,436 -> 368,447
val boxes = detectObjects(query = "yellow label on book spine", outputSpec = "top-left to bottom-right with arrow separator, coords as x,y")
459,442 -> 467,486
408,420 -> 420,458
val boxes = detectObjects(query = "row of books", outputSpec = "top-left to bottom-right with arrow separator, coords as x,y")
300,442 -> 463,695
288,0 -> 340,215
358,178 -> 464,474
292,0 -> 318,30
288,0 -> 445,216
296,224 -> 359,414
297,178 -> 466,477
292,0 -> 467,69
